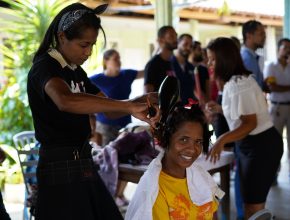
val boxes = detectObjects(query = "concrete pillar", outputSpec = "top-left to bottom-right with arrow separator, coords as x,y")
236,26 -> 243,42
154,0 -> 173,30
265,26 -> 277,63
284,0 -> 290,38
189,19 -> 200,41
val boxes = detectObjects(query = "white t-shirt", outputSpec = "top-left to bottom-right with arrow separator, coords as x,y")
222,75 -> 273,135
263,61 -> 290,102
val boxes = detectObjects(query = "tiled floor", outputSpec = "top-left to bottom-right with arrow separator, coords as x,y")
5,138 -> 290,220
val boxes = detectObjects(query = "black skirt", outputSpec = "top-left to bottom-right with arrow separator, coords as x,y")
35,159 -> 123,220
236,126 -> 283,204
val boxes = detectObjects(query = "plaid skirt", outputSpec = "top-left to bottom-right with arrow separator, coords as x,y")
35,158 -> 123,220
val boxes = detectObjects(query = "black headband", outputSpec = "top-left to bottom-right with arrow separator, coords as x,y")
57,4 -> 108,32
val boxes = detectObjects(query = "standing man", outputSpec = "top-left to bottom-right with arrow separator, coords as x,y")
171,33 -> 197,105
264,38 -> 290,179
188,40 -> 210,106
241,20 -> 266,90
144,26 -> 177,93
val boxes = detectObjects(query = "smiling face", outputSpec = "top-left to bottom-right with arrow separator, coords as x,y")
162,121 -> 203,178
58,27 -> 98,66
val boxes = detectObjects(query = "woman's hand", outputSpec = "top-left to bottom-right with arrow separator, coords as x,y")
129,101 -> 160,129
205,101 -> 223,114
206,137 -> 225,163
204,101 -> 222,124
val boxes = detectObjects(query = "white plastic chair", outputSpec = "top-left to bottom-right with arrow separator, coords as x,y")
248,209 -> 273,220
13,131 -> 38,220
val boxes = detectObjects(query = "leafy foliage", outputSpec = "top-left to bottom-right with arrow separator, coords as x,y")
0,0 -> 72,145
0,144 -> 22,186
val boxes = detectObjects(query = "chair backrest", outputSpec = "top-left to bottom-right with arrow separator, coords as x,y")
13,131 -> 38,193
248,209 -> 273,220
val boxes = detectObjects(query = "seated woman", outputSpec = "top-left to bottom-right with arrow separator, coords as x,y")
125,103 -> 224,220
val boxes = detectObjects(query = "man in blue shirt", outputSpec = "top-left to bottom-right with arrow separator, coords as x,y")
241,20 -> 266,90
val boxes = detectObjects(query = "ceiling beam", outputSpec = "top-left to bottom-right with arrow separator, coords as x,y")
80,0 -> 283,27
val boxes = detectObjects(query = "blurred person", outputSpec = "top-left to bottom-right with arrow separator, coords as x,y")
90,49 -> 144,146
241,20 -> 267,90
205,48 -> 219,102
90,49 -> 144,207
201,47 -> 209,68
188,41 -> 210,106
144,25 -> 177,93
171,33 -> 197,105
206,37 -> 283,219
264,38 -> 290,180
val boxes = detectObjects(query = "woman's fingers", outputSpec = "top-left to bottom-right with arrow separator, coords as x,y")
206,146 -> 221,164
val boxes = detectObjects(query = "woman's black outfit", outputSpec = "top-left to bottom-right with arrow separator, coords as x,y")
27,52 -> 123,220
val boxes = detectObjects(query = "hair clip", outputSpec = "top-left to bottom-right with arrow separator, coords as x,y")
184,98 -> 199,108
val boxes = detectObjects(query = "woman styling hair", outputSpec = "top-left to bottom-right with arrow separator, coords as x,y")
27,3 -> 159,220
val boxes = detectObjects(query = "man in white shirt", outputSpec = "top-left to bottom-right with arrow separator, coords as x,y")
264,38 -> 290,176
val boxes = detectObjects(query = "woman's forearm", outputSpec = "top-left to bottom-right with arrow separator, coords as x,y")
218,114 -> 257,145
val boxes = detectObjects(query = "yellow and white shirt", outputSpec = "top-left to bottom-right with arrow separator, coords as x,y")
153,171 -> 218,220
125,151 -> 223,220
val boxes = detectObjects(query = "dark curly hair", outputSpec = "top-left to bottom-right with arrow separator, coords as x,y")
155,103 -> 211,154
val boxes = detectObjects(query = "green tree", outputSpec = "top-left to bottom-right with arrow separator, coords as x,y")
0,0 -> 71,145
